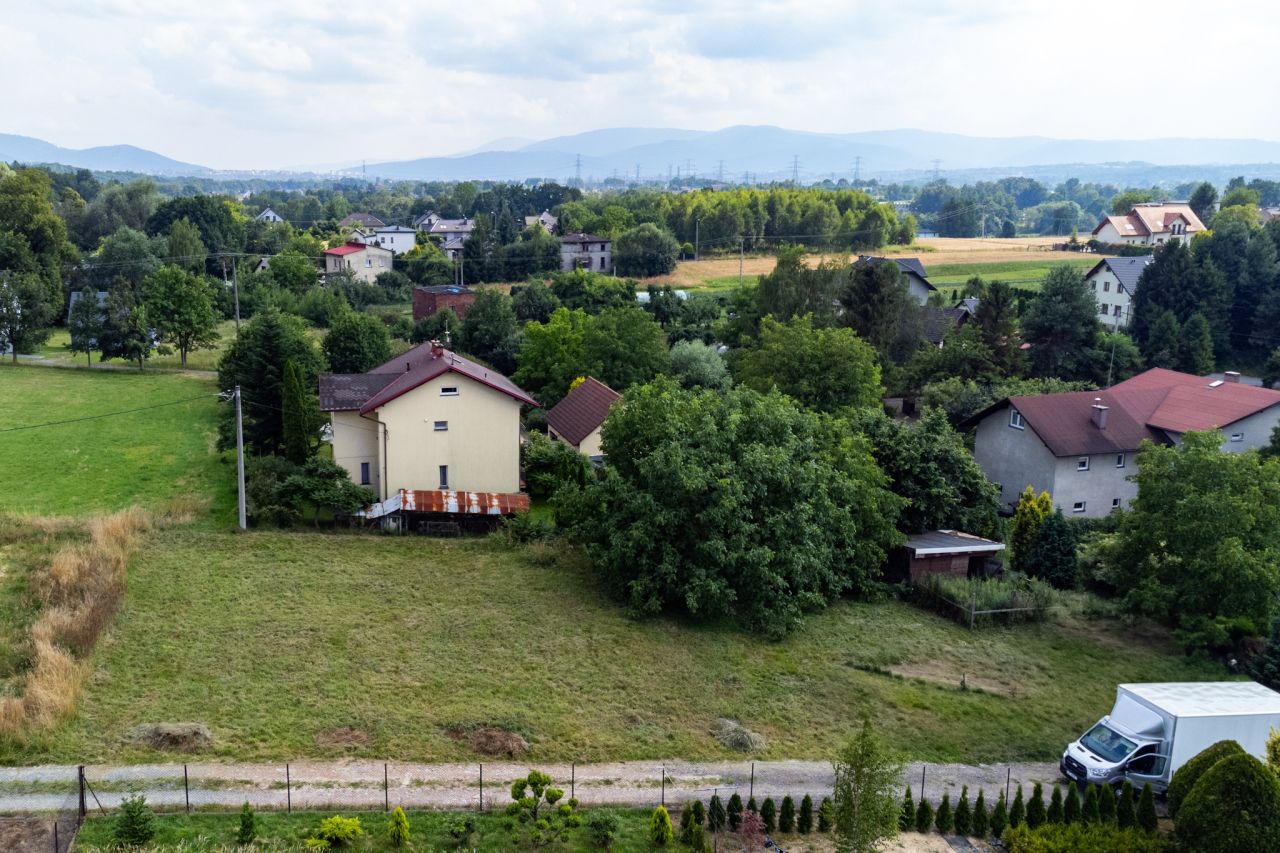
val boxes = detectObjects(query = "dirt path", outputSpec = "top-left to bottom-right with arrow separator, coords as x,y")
0,759 -> 1060,815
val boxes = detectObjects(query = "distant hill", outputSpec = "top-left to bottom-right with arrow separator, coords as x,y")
360,125 -> 1280,184
0,133 -> 209,175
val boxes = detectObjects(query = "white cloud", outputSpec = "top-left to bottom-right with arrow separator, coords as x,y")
0,0 -> 1275,170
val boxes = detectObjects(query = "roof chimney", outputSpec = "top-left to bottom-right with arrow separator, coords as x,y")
1091,397 -> 1109,430
1224,371 -> 1241,383
430,340 -> 444,359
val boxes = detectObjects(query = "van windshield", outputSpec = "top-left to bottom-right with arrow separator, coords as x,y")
1081,723 -> 1139,763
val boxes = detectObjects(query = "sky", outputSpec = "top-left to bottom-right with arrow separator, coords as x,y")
3,0 -> 1276,171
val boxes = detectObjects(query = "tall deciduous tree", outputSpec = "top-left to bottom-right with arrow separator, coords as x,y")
459,287 -> 520,373
0,274 -> 55,362
1021,265 -> 1101,380
1188,183 -> 1218,228
614,223 -> 680,277
832,719 -> 903,853
733,315 -> 883,412
166,217 -> 207,274
67,286 -> 104,366
97,287 -> 151,369
323,311 -> 392,373
143,265 -> 219,366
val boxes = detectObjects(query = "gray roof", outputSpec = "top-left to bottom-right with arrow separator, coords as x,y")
904,530 -> 1005,556
856,256 -> 935,290
1086,256 -> 1154,296
376,225 -> 417,233
66,290 -> 109,323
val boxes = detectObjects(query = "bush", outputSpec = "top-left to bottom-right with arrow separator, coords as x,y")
1047,786 -> 1063,824
114,795 -> 156,847
1062,782 -> 1079,824
798,793 -> 814,834
727,793 -> 743,830
1002,822 -> 1169,852
818,796 -> 833,832
1168,739 -> 1246,818
588,810 -> 619,850
298,285 -> 349,328
1098,783 -> 1117,825
649,805 -> 674,846
386,806 -> 410,847
237,801 -> 257,845
690,799 -> 705,827
1081,785 -> 1100,824
1026,782 -> 1046,828
991,790 -> 1008,839
1137,783 -> 1158,834
1009,785 -> 1026,828
1176,752 -> 1280,852
973,789 -> 989,837
1117,780 -> 1137,829
1025,509 -> 1078,588
899,786 -> 914,830
679,802 -> 695,838
708,795 -> 726,832
916,573 -> 1058,627
446,816 -> 474,845
935,793 -> 953,834
318,815 -> 364,847
954,786 -> 972,835
760,797 -> 776,832
779,795 -> 795,833
914,797 -> 934,833
522,431 -> 593,501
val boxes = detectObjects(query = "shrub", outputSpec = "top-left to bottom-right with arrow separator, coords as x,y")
973,789 -> 989,838
237,801 -> 257,845
916,573 -> 1057,627
708,795 -> 726,832
727,793 -> 743,830
1026,782 -> 1046,828
649,805 -> 674,846
899,786 -> 914,831
935,793 -> 953,834
522,431 -> 592,501
915,797 -> 934,833
1098,783 -> 1117,825
114,795 -> 156,847
1168,739 -> 1246,818
1002,822 -> 1169,852
446,816 -> 474,845
1176,752 -> 1280,852
1117,781 -> 1137,829
954,786 -> 972,836
1047,786 -> 1063,823
386,806 -> 410,848
691,799 -> 705,826
317,815 -> 364,847
1081,785 -> 1100,824
1137,783 -> 1158,834
798,793 -> 814,833
747,796 -> 757,814
818,796 -> 833,832
1063,782 -> 1080,824
588,811 -> 619,850
1009,785 -> 1026,828
684,823 -> 708,853
679,802 -> 695,837
779,795 -> 795,833
739,811 -> 764,848
991,790 -> 1008,839
761,797 -> 777,832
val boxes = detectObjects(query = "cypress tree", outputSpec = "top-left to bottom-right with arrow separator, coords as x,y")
1098,783 -> 1117,825
972,790 -> 989,838
1082,784 -> 1100,824
1179,312 -> 1215,374
1116,781 -> 1137,829
779,795 -> 795,833
281,359 -> 313,464
760,797 -> 776,833
679,802 -> 694,838
915,797 -> 934,834
237,801 -> 257,845
1063,782 -> 1081,824
727,793 -> 743,831
1026,782 -> 1046,828
798,794 -> 813,834
953,786 -> 972,836
747,796 -> 757,815
708,795 -> 726,833
1047,785 -> 1063,823
818,796 -> 833,832
1137,782 -> 1158,833
1008,785 -> 1025,829
935,793 -> 953,834
991,790 -> 1008,839
691,799 -> 705,826
899,786 -> 914,831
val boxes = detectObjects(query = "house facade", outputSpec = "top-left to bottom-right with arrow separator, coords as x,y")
426,218 -> 475,245
352,225 -> 417,255
524,210 -> 558,232
855,256 -> 936,306
319,341 -> 538,499
1091,203 -> 1205,247
255,207 -> 283,223
546,377 -> 620,460
560,233 -> 612,272
412,285 -> 475,321
322,242 -> 394,284
966,368 -> 1280,517
1082,256 -> 1153,330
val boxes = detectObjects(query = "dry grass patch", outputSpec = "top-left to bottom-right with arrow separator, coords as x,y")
887,660 -> 1018,698
315,727 -> 373,750
445,724 -> 531,758
127,722 -> 214,752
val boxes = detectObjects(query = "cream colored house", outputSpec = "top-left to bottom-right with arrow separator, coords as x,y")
1091,203 -> 1205,247
322,241 -> 393,284
319,341 -> 538,498
545,377 -> 620,460
1082,256 -> 1153,330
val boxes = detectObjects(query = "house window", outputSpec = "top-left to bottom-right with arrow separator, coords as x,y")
438,465 -> 449,489
1077,456 -> 1090,471
1099,304 -> 1108,315
440,386 -> 459,396
1009,410 -> 1024,430
1230,432 -> 1244,442
1090,281 -> 1097,290
360,462 -> 371,485
1114,304 -> 1123,316
379,258 -> 386,267
1104,281 -> 1111,292
365,258 -> 373,268
433,420 -> 448,431
1116,453 -> 1125,468
1072,501 -> 1087,513
1112,498 -> 1121,508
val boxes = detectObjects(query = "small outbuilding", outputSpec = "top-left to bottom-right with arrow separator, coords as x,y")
888,530 -> 1005,583
546,377 -> 621,461
412,285 -> 476,322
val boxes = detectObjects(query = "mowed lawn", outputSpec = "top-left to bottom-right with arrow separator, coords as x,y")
24,527 -> 1221,766
0,364 -> 232,519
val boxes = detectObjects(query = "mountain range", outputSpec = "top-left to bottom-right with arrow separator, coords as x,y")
6,126 -> 1280,184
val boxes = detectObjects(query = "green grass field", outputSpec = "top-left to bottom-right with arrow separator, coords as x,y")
32,320 -> 238,372
0,364 -> 233,519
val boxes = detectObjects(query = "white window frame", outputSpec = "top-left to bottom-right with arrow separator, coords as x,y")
438,464 -> 449,489
1072,501 -> 1087,513
1230,432 -> 1244,443
1009,410 -> 1024,430
1077,456 -> 1090,471
433,420 -> 448,431
1112,498 -> 1121,508
440,386 -> 459,396
1116,453 -> 1125,468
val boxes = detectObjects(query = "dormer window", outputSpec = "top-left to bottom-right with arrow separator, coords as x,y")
1009,410 -> 1024,430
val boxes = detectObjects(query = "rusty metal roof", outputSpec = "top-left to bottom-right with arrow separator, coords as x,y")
545,377 -> 621,447
400,489 -> 529,515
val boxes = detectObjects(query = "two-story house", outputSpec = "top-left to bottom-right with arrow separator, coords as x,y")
964,368 -> 1280,517
559,233 -> 612,272
1091,202 -> 1205,247
255,207 -> 283,223
339,212 -> 386,230
1082,256 -> 1153,330
351,225 -> 417,255
854,256 -> 937,306
319,340 -> 538,501
322,241 -> 394,284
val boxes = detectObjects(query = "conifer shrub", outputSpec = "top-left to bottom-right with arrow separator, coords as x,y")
679,803 -> 695,843
798,794 -> 813,834
899,786 -> 914,831
747,796 -> 757,814
114,795 -> 156,848
991,790 -> 1008,839
691,799 -> 705,826
317,815 -> 364,847
1137,783 -> 1158,834
954,786 -> 972,836
708,795 -> 726,833
237,801 -> 257,846
1175,753 -> 1280,852
1116,781 -> 1137,829
760,797 -> 776,833
588,812 -> 619,850
727,793 -> 743,831
1063,783 -> 1080,824
1082,784 -> 1100,824
1098,783 -> 1117,825
386,806 -> 410,848
1026,782 -> 1046,828
935,793 -> 953,834
818,796 -> 833,832
1009,785 -> 1025,829
649,805 -> 674,846
972,790 -> 989,838
1047,786 -> 1063,824
1168,739 -> 1246,818
1002,823 -> 1168,853
779,795 -> 795,833
915,797 -> 934,833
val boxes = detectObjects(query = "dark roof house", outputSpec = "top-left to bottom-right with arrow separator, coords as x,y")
1082,256 -> 1153,297
546,377 -> 621,457
338,212 -> 386,229
855,255 -> 936,305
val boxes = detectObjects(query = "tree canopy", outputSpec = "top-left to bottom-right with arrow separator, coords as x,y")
732,315 -> 883,413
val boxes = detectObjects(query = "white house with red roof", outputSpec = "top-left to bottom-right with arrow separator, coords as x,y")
1091,202 -> 1205,247
322,241 -> 394,284
318,341 -> 538,499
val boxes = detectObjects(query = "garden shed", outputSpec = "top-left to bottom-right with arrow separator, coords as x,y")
892,530 -> 1005,583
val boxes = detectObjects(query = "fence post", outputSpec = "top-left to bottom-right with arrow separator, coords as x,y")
77,766 -> 86,820
183,764 -> 190,813
750,762 -> 754,800
571,762 -> 575,801
1006,767 -> 1011,804
920,764 -> 926,802
479,764 -> 483,812
286,764 -> 291,813
384,763 -> 389,812
53,821 -> 58,853
661,763 -> 665,807
969,591 -> 977,630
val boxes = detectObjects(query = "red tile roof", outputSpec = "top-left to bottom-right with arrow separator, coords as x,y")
324,241 -> 372,256
545,377 -> 621,447
1111,368 -> 1280,432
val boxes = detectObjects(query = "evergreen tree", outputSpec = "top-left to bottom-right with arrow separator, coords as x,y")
1008,785 -> 1025,829
1026,782 -> 1046,828
708,795 -> 726,833
679,803 -> 695,840
1024,509 -> 1078,588
691,799 -> 705,826
818,796 -> 833,832
1010,488 -> 1053,574
727,792 -> 743,831
1063,782 -> 1081,824
779,795 -> 795,833
385,805 -> 410,848
649,805 -> 674,847
1253,290 -> 1280,353
1021,265 -> 1102,380
114,795 -> 156,847
280,360 -> 317,464
899,786 -> 914,831
237,801 -> 257,845
972,790 -> 989,838
798,794 -> 814,834
747,796 -> 757,815
953,786 -> 972,836
1047,785 -> 1063,823
991,790 -> 1008,839
760,797 -> 776,833
1144,309 -> 1182,368
1178,312 -> 1215,374
1250,616 -> 1280,691
1137,783 -> 1158,833
914,797 -> 934,834
1082,784 -> 1100,824
98,286 -> 152,369
1098,783 -> 1117,825
935,793 -> 953,834
1116,780 -> 1137,829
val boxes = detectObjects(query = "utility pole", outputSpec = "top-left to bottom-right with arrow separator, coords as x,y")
931,159 -> 942,180
234,385 -> 246,531
853,156 -> 861,183
695,218 -> 700,261
792,155 -> 800,184
575,154 -> 582,187
231,258 -> 241,332
685,159 -> 695,179
739,236 -> 744,285
635,163 -> 640,183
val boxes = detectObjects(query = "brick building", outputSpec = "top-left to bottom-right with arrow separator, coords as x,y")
412,285 -> 476,322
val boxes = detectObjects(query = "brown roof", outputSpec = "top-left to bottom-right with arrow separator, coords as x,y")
1111,368 -> 1280,433
1092,203 -> 1206,238
319,341 -> 537,413
545,377 -> 621,447
338,212 -> 385,228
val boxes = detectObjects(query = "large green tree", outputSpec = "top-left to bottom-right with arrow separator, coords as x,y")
733,315 -> 882,412
0,274 -> 56,362
67,286 -> 104,366
757,244 -> 840,325
838,259 -> 922,363
458,287 -> 521,373
831,719 -> 904,853
143,265 -> 219,366
614,222 -> 680,277
323,311 -> 392,373
557,380 -> 903,637
1021,265 -> 1101,380
147,194 -> 245,268
97,287 -> 151,369
166,217 -> 207,275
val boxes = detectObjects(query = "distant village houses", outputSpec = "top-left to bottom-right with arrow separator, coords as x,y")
559,233 -> 612,272
254,207 -> 283,223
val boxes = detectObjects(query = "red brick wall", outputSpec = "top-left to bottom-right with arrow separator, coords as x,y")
412,289 -> 476,322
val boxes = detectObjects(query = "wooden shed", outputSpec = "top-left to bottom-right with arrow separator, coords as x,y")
889,530 -> 1005,583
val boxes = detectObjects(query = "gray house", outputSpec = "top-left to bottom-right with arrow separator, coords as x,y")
855,256 -> 936,305
560,233 -> 612,273
964,368 -> 1280,517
